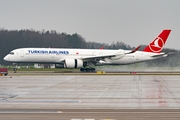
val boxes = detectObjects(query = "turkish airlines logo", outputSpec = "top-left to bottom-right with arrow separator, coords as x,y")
149,37 -> 164,53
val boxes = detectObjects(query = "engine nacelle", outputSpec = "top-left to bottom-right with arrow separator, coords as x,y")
64,59 -> 83,68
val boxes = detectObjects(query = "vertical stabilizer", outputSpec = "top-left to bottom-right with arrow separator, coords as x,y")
143,30 -> 171,53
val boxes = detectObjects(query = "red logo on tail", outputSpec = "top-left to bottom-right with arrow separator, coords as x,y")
149,37 -> 164,53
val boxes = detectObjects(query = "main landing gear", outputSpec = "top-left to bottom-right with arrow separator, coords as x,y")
80,67 -> 96,72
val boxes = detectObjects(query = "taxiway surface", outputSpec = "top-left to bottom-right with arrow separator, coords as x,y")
0,74 -> 180,120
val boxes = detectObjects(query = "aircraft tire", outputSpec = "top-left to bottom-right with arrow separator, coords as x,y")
89,68 -> 95,72
80,68 -> 96,72
85,68 -> 90,72
80,68 -> 85,72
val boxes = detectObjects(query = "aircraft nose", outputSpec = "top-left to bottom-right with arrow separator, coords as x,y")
3,55 -> 9,61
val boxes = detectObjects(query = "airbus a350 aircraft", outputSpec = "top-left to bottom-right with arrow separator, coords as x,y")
4,29 -> 171,72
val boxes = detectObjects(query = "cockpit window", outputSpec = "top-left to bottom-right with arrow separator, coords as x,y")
9,52 -> 15,55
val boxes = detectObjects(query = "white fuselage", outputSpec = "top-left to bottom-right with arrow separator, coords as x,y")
4,48 -> 165,66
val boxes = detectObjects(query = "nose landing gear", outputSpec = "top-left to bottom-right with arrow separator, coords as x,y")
13,63 -> 17,73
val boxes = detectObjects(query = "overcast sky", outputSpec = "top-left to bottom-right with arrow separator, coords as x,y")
0,0 -> 179,49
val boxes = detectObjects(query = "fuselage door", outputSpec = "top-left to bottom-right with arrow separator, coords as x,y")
135,53 -> 139,60
20,50 -> 24,57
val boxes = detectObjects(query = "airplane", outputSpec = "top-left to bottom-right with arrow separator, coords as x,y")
3,29 -> 171,72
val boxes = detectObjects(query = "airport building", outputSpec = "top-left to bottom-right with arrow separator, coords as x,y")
34,63 -> 55,68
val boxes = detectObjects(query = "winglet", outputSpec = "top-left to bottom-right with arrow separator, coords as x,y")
143,30 -> 171,53
100,46 -> 104,50
126,46 -> 141,54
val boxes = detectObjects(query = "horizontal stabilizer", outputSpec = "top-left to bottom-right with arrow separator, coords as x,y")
151,53 -> 167,57
151,52 -> 176,57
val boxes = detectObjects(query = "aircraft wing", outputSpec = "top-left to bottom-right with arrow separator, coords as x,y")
82,54 -> 117,61
57,54 -> 118,63
58,46 -> 141,63
58,53 -> 130,64
82,46 -> 141,62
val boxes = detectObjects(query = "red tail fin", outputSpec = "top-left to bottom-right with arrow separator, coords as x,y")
143,30 -> 171,53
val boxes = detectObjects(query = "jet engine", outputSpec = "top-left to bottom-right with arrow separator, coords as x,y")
64,59 -> 83,68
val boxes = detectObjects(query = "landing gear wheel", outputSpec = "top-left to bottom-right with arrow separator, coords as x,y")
80,68 -> 96,72
91,68 -> 95,72
80,68 -> 85,72
13,68 -> 17,73
85,68 -> 90,72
